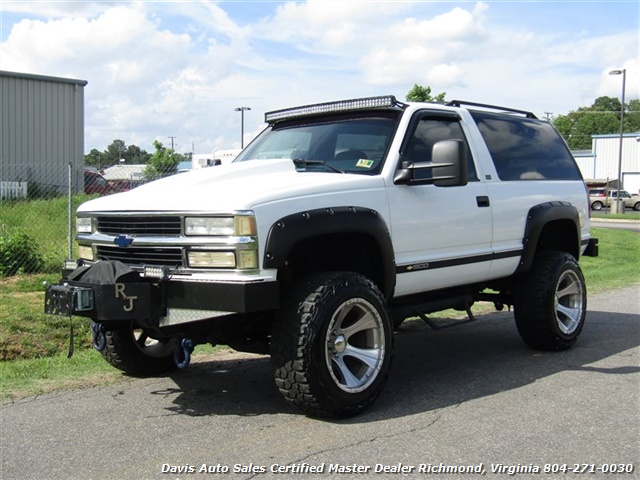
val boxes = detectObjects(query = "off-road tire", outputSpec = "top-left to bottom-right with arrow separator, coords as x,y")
97,322 -> 178,376
271,272 -> 393,418
514,251 -> 586,351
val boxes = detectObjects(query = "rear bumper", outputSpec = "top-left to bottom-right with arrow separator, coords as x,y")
583,237 -> 599,257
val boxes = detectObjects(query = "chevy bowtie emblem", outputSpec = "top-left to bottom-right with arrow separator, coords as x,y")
114,234 -> 134,248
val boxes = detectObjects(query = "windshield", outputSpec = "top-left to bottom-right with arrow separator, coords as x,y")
235,112 -> 400,174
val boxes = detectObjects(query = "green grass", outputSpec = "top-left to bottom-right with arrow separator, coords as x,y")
594,211 -> 640,220
1,226 -> 638,401
0,348 -> 122,398
0,274 -> 93,361
0,194 -> 93,272
580,227 -> 640,289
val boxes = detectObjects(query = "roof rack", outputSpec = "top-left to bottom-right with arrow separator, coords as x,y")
445,100 -> 537,119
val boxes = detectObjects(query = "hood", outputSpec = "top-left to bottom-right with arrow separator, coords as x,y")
78,159 -> 384,213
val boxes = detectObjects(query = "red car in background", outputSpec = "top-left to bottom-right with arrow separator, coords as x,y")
84,170 -> 123,195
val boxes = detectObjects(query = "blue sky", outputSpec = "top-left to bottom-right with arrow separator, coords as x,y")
1,1 -> 638,155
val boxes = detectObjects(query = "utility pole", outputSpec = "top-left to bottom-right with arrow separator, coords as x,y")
609,68 -> 626,214
544,112 -> 553,122
234,107 -> 251,149
168,136 -> 177,151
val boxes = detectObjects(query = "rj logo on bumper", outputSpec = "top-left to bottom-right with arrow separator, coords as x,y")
115,283 -> 138,312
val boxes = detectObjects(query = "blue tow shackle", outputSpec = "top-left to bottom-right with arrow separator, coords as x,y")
91,323 -> 107,352
174,338 -> 195,369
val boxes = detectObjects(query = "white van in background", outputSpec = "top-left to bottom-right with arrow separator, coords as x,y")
191,149 -> 241,170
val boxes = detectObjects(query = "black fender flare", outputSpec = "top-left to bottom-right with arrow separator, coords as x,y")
517,201 -> 581,273
263,206 -> 396,298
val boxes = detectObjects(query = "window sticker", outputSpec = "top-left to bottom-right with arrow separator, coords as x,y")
356,159 -> 374,168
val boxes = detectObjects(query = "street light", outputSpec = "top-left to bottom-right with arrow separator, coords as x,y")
235,106 -> 251,149
609,68 -> 626,214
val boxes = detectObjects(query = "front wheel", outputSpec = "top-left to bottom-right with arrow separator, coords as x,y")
271,272 -> 393,418
95,322 -> 178,376
513,252 -> 586,351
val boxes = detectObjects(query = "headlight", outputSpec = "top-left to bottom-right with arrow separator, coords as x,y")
76,217 -> 93,233
185,215 -> 256,236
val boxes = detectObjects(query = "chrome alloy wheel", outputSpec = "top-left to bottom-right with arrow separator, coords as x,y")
325,297 -> 386,393
554,270 -> 585,335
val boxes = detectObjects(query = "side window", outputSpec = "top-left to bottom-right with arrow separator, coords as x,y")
470,111 -> 582,181
403,115 -> 478,181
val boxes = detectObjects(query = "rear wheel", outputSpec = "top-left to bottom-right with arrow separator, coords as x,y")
591,201 -> 603,211
514,252 -> 586,351
271,272 -> 392,418
95,322 -> 178,376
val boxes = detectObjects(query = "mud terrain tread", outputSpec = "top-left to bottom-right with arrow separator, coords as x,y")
271,272 -> 391,418
99,325 -> 177,377
514,251 -> 586,351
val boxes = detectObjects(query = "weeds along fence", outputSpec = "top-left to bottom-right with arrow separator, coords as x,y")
0,161 -> 179,278
0,162 -> 78,277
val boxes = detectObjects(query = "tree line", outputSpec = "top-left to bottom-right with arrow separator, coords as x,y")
85,139 -> 188,179
85,85 -> 639,170
405,83 -> 640,150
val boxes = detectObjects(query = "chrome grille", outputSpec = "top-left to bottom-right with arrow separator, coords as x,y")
96,246 -> 183,267
96,216 -> 182,236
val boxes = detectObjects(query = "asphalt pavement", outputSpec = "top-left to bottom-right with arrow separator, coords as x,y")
2,285 -> 639,480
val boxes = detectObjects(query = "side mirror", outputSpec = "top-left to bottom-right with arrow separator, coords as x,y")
394,139 -> 468,187
431,139 -> 468,187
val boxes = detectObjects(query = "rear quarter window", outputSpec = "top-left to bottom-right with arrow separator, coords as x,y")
470,111 -> 582,181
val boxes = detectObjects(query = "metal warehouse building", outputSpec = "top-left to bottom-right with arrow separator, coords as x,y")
0,70 -> 87,199
574,132 -> 640,194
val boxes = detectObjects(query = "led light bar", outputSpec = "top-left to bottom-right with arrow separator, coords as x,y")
265,95 -> 401,123
144,265 -> 170,279
63,259 -> 80,271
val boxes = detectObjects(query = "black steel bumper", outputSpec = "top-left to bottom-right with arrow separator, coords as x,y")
44,278 -> 280,322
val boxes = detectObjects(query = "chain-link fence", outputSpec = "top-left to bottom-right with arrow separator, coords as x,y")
0,161 -> 181,278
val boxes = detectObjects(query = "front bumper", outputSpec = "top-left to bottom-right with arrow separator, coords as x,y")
45,262 -> 279,324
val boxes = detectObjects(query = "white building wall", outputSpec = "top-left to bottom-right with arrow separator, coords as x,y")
574,154 -> 596,178
591,134 -> 640,188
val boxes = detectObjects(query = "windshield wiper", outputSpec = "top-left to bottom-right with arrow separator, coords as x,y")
292,159 -> 345,174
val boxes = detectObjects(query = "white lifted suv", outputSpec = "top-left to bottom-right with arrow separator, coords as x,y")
46,95 -> 598,418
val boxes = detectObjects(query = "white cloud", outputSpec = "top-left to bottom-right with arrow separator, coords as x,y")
1,0 -> 114,18
597,58 -> 640,100
0,1 -> 638,154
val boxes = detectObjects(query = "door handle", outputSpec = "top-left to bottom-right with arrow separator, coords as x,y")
476,196 -> 490,208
